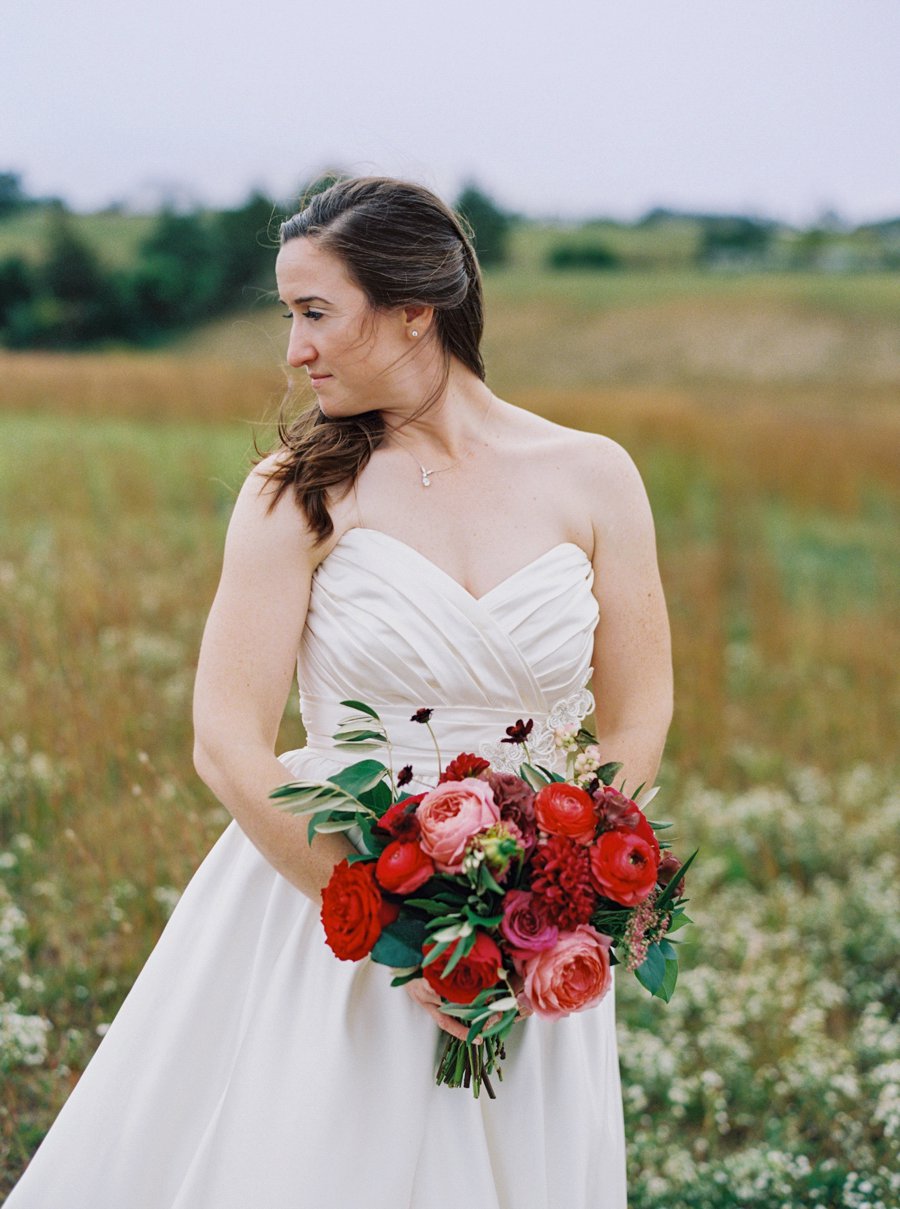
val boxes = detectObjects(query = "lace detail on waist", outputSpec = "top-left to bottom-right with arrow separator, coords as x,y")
477,686 -> 596,775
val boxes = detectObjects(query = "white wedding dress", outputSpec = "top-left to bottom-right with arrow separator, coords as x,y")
6,527 -> 627,1209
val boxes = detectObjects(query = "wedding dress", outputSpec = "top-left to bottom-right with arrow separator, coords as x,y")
6,527 -> 627,1209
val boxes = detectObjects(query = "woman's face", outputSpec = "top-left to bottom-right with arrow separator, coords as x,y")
275,237 -> 413,419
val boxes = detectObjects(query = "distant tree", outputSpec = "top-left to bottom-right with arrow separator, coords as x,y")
454,182 -> 512,267
0,172 -> 31,219
215,191 -> 279,295
696,216 -> 774,267
546,242 -> 621,271
34,215 -> 125,344
129,208 -> 220,331
0,256 -> 35,327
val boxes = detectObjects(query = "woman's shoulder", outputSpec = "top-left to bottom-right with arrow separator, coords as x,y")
497,396 -> 640,477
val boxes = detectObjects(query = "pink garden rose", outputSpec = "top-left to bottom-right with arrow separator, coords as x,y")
500,888 -> 559,957
415,778 -> 501,874
521,924 -> 613,1019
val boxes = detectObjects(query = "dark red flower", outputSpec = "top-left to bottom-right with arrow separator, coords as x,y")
439,752 -> 490,783
487,771 -> 537,856
657,851 -> 686,898
396,764 -> 413,787
410,708 -> 434,724
376,793 -> 426,841
501,718 -> 534,745
528,835 -> 596,930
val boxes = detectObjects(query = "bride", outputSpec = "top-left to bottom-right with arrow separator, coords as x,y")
7,176 -> 673,1208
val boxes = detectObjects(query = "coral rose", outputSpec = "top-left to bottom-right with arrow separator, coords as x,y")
416,778 -> 501,874
375,840 -> 435,895
534,782 -> 597,844
589,830 -> 659,906
521,924 -> 613,1019
422,930 -> 505,1004
320,859 -> 385,961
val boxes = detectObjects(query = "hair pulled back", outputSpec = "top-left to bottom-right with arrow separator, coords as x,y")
254,175 -> 486,545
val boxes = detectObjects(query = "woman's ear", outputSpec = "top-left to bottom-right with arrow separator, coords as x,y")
402,304 -> 434,336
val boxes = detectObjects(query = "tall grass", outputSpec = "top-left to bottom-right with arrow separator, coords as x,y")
1,275 -> 898,1200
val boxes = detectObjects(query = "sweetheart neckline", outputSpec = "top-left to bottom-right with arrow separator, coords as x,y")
321,527 -> 592,605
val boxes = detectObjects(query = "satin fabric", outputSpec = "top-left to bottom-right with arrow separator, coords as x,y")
7,527 -> 627,1209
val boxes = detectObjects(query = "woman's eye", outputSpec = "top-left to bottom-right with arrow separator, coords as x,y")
281,311 -> 292,319
303,309 -> 324,321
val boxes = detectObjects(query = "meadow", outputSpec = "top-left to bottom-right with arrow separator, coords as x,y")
1,262 -> 898,1205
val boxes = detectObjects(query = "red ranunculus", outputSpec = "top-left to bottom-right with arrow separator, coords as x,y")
320,859 -> 385,961
422,931 -> 505,1004
376,793 -> 426,841
618,802 -> 660,856
534,782 -> 597,844
375,840 -> 435,895
439,752 -> 491,783
588,830 -> 658,906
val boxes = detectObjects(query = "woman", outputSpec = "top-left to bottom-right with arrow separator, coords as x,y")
7,176 -> 672,1208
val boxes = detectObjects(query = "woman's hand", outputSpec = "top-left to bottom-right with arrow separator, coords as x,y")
404,970 -> 533,1045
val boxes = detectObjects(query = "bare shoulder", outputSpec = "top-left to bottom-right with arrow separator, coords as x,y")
226,449 -> 320,567
497,401 -> 652,538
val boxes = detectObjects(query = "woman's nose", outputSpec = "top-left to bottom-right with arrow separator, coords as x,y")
286,327 -> 316,368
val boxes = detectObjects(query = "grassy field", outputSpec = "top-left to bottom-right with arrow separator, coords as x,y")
1,269 -> 898,1204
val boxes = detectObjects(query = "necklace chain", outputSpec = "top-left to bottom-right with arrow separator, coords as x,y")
387,392 -> 495,487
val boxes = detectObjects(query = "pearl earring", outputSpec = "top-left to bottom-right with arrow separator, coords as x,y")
411,330 -> 419,337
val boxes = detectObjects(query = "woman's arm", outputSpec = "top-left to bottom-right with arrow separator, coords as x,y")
587,436 -> 674,796
192,458 -> 355,905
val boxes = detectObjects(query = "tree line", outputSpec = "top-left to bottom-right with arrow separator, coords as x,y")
0,169 -> 896,350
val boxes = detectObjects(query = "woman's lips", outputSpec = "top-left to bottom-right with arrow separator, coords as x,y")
309,374 -> 332,389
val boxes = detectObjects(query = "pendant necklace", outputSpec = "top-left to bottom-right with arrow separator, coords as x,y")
387,392 -> 495,488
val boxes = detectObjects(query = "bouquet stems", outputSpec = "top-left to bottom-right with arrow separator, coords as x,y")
436,1035 -> 507,1099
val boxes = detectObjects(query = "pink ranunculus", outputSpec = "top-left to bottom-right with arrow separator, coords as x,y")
415,777 -> 501,874
500,888 -> 559,955
521,924 -> 613,1020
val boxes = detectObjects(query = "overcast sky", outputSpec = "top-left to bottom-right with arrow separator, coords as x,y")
4,0 -> 898,224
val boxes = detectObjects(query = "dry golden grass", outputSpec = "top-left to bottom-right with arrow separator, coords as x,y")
1,278 -> 898,1190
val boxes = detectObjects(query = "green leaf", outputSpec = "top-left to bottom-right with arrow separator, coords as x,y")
332,729 -> 387,744
654,957 -> 679,1002
328,760 -> 389,798
404,898 -> 454,916
657,938 -> 677,961
519,762 -> 550,791
339,699 -> 382,719
634,942 -> 667,995
359,780 -> 392,814
441,930 -> 477,978
370,918 -> 427,968
667,911 -> 692,932
307,809 -> 333,845
596,760 -> 623,785
421,938 -> 453,968
313,818 -> 359,834
655,847 -> 700,911
389,970 -> 423,987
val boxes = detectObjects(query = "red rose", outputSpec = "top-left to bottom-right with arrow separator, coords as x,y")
377,793 -> 426,841
534,782 -> 597,844
379,896 -> 401,927
439,752 -> 491,783
588,830 -> 659,906
320,859 -> 385,961
422,930 -> 505,1004
375,840 -> 435,895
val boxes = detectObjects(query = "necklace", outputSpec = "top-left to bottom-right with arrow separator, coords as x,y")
386,392 -> 495,487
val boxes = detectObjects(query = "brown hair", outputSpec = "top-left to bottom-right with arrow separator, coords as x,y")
253,175 -> 486,544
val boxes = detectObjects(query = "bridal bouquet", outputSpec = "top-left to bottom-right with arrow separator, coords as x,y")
270,701 -> 697,1099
